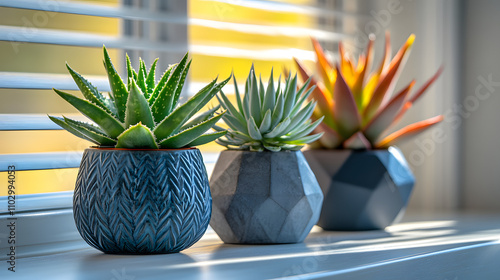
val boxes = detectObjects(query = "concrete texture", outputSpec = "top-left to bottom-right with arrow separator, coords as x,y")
304,147 -> 415,230
209,150 -> 323,244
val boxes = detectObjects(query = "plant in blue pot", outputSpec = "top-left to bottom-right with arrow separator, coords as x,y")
49,47 -> 229,254
294,33 -> 444,230
210,66 -> 324,244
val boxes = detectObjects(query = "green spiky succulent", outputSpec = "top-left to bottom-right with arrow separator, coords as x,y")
215,66 -> 324,152
49,46 -> 229,149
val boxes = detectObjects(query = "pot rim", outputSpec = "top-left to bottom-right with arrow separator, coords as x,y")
87,146 -> 198,152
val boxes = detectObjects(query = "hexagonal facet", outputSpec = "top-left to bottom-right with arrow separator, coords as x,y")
210,150 -> 324,244
304,147 -> 415,230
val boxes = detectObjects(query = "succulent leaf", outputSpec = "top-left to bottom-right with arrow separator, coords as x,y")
126,54 -> 135,90
180,105 -> 221,131
332,67 -> 361,138
63,116 -> 105,135
223,114 -> 248,133
48,115 -> 100,145
262,70 -> 275,113
363,80 -> 414,142
249,70 -> 262,125
66,63 -> 117,117
151,53 -> 189,122
375,115 -> 444,148
259,109 -> 272,133
171,59 -> 192,111
270,92 -> 285,128
137,59 -> 148,97
247,116 -> 262,140
62,117 -> 117,146
187,131 -> 227,147
218,91 -> 245,122
149,64 -> 175,106
125,78 -> 155,130
264,117 -> 290,138
53,89 -> 125,138
103,46 -> 128,122
153,76 -> 230,141
146,58 -> 158,94
116,123 -> 158,149
158,112 -> 226,148
282,74 -> 298,117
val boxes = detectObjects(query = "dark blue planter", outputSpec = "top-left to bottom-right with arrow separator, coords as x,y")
73,148 -> 211,254
304,147 -> 415,231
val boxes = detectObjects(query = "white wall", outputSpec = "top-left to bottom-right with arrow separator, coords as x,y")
461,0 -> 500,211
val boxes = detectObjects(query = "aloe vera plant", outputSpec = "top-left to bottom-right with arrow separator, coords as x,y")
294,33 -> 443,149
215,66 -> 324,152
49,46 -> 229,149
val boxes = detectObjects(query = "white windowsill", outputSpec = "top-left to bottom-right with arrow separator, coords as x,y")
1,213 -> 499,279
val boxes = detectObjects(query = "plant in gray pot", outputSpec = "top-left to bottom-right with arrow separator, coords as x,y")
294,34 -> 444,230
210,66 -> 324,244
49,47 -> 230,254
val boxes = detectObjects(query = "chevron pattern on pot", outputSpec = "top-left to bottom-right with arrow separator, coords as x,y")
73,148 -> 211,254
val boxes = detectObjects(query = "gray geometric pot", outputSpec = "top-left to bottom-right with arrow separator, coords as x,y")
73,148 -> 212,254
303,146 -> 414,231
209,150 -> 323,244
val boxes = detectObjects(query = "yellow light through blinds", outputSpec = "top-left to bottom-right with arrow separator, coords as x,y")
189,0 -> 316,82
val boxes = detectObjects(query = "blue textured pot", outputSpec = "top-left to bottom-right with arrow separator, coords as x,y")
73,148 -> 211,254
304,147 -> 415,230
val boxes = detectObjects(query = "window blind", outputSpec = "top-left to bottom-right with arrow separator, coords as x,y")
0,0 -> 365,207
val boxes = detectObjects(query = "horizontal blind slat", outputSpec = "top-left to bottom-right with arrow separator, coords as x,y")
0,151 -> 83,171
0,114 -> 88,131
0,72 -> 110,91
0,0 -> 188,24
190,18 -> 350,42
0,26 -> 187,52
202,0 -> 365,19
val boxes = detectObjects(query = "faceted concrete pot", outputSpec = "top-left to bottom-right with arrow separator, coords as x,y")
73,148 -> 212,254
209,150 -> 323,244
303,146 -> 414,231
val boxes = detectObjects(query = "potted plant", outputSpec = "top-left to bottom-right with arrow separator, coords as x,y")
49,47 -> 230,254
210,66 -> 324,244
294,33 -> 443,230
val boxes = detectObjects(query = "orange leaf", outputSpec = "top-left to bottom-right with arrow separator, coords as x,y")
339,42 -> 355,85
363,80 -> 415,142
311,37 -> 334,93
363,34 -> 415,123
376,31 -> 392,77
352,36 -> 375,108
343,132 -> 372,149
314,122 -> 342,148
393,66 -> 443,124
333,66 -> 361,138
294,57 -> 335,128
375,115 -> 444,148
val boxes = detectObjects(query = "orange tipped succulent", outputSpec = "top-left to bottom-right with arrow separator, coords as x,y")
294,33 -> 443,149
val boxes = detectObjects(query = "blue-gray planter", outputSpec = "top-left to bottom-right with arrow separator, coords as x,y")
73,148 -> 211,254
210,150 -> 324,244
304,147 -> 415,231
